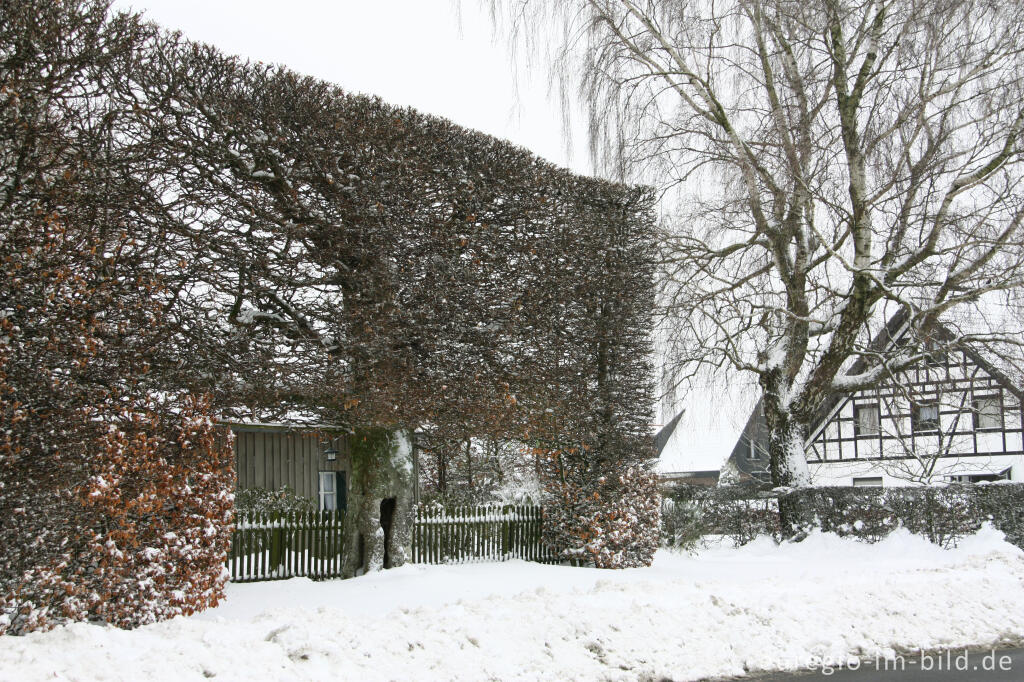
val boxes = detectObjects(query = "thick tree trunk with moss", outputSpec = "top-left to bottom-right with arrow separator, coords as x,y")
765,413 -> 813,538
760,369 -> 813,538
342,427 -> 415,578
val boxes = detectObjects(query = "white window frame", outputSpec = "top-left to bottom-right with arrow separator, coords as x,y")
853,403 -> 880,436
318,471 -> 337,511
973,394 -> 1002,431
912,402 -> 940,433
748,435 -> 762,460
948,468 -> 1011,484
852,477 -> 883,487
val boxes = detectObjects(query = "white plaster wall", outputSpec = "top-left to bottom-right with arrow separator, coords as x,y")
809,453 -> 1024,487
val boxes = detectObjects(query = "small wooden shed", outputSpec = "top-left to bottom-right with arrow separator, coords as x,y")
229,422 -> 352,508
225,421 -> 418,577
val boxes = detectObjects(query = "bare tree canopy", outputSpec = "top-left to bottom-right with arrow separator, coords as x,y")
494,0 -> 1024,505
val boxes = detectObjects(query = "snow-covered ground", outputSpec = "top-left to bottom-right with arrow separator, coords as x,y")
3,527 -> 1024,681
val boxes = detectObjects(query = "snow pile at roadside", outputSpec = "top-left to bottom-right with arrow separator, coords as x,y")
2,525 -> 1023,682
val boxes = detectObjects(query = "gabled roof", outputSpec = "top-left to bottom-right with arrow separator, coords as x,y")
805,308 -> 1024,443
657,305 -> 1024,480
653,411 -> 685,456
727,307 -> 1024,476
654,380 -> 755,477
218,419 -> 349,433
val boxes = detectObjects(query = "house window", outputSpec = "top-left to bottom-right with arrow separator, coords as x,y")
852,477 -> 883,487
948,468 -> 1011,484
318,471 -> 347,511
853,403 -> 880,436
912,402 -> 939,433
924,337 -> 947,366
747,435 -> 763,460
973,395 -> 1002,430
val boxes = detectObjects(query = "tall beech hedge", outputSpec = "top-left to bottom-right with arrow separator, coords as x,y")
2,0 -> 659,635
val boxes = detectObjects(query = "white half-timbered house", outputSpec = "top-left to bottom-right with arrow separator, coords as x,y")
656,310 -> 1024,487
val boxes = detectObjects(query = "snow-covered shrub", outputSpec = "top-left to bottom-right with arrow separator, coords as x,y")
0,218 -> 234,636
662,483 -> 1024,550
543,456 -> 660,568
235,486 -> 318,515
663,482 -> 779,548
71,399 -> 234,630
659,497 -> 704,551
0,398 -> 234,635
784,484 -> 1024,549
489,471 -> 544,506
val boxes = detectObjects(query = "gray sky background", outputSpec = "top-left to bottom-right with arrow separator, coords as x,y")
112,0 -> 588,174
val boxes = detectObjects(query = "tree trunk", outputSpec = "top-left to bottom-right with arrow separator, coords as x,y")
761,373 -> 812,539
766,416 -> 812,539
766,416 -> 811,489
437,448 -> 447,495
342,427 -> 416,578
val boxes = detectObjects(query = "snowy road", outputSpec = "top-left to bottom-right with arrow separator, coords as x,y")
2,527 -> 1023,681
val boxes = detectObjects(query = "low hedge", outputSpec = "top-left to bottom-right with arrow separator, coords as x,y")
662,482 -> 779,548
234,486 -> 318,515
662,482 -> 1024,550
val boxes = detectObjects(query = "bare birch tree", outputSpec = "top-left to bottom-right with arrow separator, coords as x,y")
494,0 -> 1024,516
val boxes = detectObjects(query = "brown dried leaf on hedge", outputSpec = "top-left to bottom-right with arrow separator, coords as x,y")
0,217 -> 234,635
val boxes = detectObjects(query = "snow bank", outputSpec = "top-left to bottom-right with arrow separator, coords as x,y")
2,528 -> 1024,681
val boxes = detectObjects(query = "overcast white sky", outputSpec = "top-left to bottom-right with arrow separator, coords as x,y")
112,0 -> 588,174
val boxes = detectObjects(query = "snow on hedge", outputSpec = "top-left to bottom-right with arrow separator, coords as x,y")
2,527 -> 1024,681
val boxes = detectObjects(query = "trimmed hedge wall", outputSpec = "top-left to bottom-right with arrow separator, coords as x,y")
663,482 -> 1024,549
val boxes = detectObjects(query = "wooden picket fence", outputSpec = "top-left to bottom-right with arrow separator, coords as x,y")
411,504 -> 558,564
227,504 -> 557,582
227,510 -> 346,583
